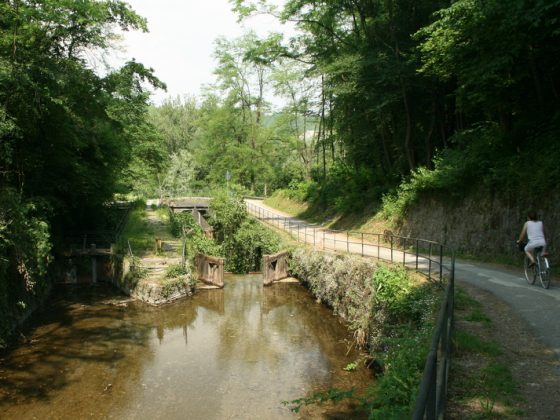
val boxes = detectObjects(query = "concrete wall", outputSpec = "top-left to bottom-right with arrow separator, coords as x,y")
195,254 -> 224,288
263,251 -> 290,286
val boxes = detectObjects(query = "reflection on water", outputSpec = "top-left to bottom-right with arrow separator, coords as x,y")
0,274 -> 371,419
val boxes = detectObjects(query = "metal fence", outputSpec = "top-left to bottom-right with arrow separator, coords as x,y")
245,200 -> 455,418
412,258 -> 455,419
246,201 -> 447,284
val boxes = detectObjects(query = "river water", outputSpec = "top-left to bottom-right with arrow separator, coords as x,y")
0,274 -> 371,419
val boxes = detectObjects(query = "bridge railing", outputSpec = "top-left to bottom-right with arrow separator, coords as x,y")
246,201 -> 447,284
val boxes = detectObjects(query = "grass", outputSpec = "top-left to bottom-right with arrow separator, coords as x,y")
117,204 -> 175,256
447,287 -> 523,418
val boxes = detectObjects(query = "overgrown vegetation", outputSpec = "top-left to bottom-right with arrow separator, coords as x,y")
287,249 -> 441,417
445,288 -> 523,418
168,211 -> 221,265
209,193 -> 281,273
168,193 -> 281,273
0,188 -> 52,348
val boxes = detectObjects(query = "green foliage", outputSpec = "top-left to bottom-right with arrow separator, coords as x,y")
450,291 -> 522,417
283,388 -> 358,414
116,202 -> 153,254
343,362 -> 358,372
0,188 -> 52,347
160,150 -> 196,198
223,219 -> 280,273
161,277 -> 191,299
283,180 -> 319,202
0,0 -> 164,342
380,119 -> 560,223
165,264 -> 189,278
367,326 -> 433,419
169,211 -> 222,264
208,193 -> 280,272
208,193 -> 248,241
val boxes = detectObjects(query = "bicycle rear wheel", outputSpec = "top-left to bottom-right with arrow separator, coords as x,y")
524,256 -> 536,284
537,254 -> 551,289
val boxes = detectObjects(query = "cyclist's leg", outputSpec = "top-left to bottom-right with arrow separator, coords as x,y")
524,242 -> 538,265
524,255 -> 536,284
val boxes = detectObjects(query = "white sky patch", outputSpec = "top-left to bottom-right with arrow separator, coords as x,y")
105,0 -> 295,105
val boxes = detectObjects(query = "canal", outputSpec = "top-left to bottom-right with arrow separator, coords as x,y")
0,274 -> 371,419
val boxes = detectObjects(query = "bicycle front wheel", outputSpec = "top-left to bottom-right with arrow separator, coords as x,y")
538,255 -> 551,289
524,256 -> 536,285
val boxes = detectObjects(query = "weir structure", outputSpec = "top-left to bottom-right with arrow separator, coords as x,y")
262,251 -> 290,286
195,253 -> 225,288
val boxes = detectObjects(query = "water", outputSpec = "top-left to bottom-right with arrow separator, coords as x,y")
0,274 -> 371,419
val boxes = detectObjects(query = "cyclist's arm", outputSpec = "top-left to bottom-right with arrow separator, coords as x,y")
517,222 -> 528,243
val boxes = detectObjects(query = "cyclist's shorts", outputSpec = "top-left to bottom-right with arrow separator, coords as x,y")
525,239 -> 546,251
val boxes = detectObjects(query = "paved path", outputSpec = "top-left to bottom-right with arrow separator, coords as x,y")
246,199 -> 560,364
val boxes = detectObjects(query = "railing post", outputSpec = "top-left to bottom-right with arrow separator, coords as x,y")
297,223 -> 300,242
427,357 -> 437,418
416,239 -> 419,270
347,231 -> 349,253
428,242 -> 433,282
377,234 -> 380,260
390,235 -> 394,262
361,233 -> 364,257
313,228 -> 316,247
440,244 -> 444,283
403,237 -> 406,265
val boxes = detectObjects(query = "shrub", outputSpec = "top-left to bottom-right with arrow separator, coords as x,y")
208,192 -> 281,273
223,219 -> 280,273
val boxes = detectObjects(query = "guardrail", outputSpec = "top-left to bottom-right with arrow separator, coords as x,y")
246,201 -> 446,284
245,200 -> 454,418
412,258 -> 455,419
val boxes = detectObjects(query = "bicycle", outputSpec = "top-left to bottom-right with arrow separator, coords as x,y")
523,246 -> 551,289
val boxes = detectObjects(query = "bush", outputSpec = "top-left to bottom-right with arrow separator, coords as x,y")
223,219 -> 280,273
169,211 -> 222,264
207,192 -> 281,273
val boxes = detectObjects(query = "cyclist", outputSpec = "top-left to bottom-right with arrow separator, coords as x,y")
517,211 -> 548,266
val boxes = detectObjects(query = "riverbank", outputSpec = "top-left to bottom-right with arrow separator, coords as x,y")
285,247 -> 440,417
111,204 -> 196,305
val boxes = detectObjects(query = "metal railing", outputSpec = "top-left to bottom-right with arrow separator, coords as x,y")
246,201 -> 447,284
412,258 -> 455,419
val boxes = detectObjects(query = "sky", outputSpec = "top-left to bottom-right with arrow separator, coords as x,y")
106,0 -> 294,105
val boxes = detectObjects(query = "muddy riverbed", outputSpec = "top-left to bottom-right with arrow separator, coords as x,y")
0,274 -> 371,419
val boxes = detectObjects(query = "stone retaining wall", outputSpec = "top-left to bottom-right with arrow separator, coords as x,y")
396,189 -> 559,265
111,255 -> 195,305
288,248 -> 377,346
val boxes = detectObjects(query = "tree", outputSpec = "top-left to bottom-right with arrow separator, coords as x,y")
0,0 -> 164,341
